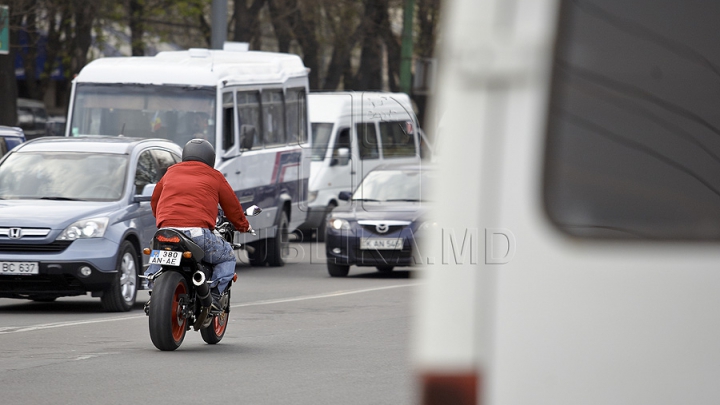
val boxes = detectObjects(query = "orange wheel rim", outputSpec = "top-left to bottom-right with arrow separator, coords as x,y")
171,281 -> 187,342
213,312 -> 227,336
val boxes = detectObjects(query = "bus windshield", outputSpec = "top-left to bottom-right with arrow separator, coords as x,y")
69,83 -> 216,148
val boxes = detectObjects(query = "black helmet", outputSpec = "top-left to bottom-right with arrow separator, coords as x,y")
182,139 -> 215,167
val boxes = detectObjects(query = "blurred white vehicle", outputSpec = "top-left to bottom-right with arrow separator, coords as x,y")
299,92 -> 423,240
414,0 -> 720,404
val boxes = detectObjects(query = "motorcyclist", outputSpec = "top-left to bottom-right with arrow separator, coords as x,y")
144,139 -> 251,310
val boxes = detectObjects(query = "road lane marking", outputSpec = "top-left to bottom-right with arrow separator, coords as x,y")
0,283 -> 419,335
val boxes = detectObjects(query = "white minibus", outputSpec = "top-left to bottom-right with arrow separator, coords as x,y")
414,0 -> 720,404
298,92 -> 423,240
66,48 -> 310,267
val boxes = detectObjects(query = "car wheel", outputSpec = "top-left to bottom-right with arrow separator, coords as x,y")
266,211 -> 289,267
101,240 -> 138,312
376,266 -> 394,273
247,241 -> 267,266
327,263 -> 350,277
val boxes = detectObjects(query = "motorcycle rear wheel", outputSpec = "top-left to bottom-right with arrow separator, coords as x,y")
200,291 -> 229,344
149,271 -> 188,351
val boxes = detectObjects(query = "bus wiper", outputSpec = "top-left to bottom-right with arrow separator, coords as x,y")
386,198 -> 421,202
351,198 -> 381,202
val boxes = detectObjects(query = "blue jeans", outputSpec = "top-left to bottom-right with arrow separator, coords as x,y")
145,228 -> 237,293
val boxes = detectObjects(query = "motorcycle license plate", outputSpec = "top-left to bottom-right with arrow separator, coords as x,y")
149,250 -> 182,266
360,238 -> 403,250
0,261 -> 39,275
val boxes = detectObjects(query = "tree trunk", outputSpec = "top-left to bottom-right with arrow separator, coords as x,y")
352,0 -> 384,91
377,0 -> 400,92
0,51 -> 18,126
129,0 -> 145,56
19,0 -> 41,100
267,0 -> 293,53
233,0 -> 265,45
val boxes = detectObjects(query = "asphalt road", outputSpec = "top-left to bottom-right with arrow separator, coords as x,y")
0,242 -> 420,405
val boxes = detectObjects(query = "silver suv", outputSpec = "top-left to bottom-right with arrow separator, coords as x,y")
0,136 -> 182,311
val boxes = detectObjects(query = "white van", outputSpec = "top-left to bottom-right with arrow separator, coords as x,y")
414,0 -> 720,404
66,48 -> 311,267
298,92 -> 422,239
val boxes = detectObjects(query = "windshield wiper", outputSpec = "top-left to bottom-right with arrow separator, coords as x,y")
386,198 -> 421,202
351,198 -> 381,202
38,196 -> 85,201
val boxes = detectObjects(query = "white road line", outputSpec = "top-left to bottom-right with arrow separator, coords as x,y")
0,283 -> 419,335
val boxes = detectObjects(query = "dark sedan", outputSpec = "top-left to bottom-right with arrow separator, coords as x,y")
324,164 -> 433,277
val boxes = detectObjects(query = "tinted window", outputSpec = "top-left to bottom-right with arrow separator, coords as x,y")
311,123 -> 333,161
286,88 -> 307,144
544,1 -> 720,239
152,149 -> 177,178
222,92 -> 235,150
135,150 -> 159,195
262,90 -> 285,147
357,123 -> 379,160
379,121 -> 416,158
237,91 -> 262,150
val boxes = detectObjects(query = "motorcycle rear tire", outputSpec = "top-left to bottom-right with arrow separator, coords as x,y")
148,271 -> 188,351
200,291 -> 230,344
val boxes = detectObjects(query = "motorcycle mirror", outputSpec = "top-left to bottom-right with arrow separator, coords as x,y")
246,205 -> 262,216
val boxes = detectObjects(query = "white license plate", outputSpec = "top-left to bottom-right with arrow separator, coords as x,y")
360,238 -> 403,250
149,250 -> 182,266
0,261 -> 39,275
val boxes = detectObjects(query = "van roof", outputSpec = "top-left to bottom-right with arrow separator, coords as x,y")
308,92 -> 416,123
74,49 -> 308,87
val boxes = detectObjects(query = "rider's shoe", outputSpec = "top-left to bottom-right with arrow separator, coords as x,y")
211,287 -> 222,311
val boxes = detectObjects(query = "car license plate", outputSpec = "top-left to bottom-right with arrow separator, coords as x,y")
0,261 -> 39,275
149,250 -> 182,266
360,238 -> 403,250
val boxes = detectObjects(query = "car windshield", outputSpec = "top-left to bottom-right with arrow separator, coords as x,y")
311,123 -> 333,161
0,152 -> 129,201
69,83 -> 216,148
352,169 -> 433,202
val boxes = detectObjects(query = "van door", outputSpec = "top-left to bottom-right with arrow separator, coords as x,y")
328,127 -> 354,195
356,121 -> 382,183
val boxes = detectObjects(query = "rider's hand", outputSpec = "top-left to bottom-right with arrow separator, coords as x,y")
246,225 -> 253,233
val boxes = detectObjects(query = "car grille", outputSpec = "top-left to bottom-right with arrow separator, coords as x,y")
360,224 -> 407,235
354,247 -> 415,265
0,240 -> 73,253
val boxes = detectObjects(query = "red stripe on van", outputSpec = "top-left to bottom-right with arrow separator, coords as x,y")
420,371 -> 479,405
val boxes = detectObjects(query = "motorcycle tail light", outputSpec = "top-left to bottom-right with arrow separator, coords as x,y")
157,235 -> 180,243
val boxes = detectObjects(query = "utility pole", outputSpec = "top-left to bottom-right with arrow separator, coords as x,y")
211,0 -> 228,50
399,0 -> 415,94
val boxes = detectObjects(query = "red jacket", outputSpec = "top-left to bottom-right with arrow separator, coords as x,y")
151,161 -> 250,232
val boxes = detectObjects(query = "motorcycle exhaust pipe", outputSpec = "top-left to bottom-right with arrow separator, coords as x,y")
192,270 -> 212,308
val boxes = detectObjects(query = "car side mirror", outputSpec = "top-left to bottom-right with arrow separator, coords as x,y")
338,191 -> 352,201
133,183 -> 156,203
245,205 -> 262,216
330,147 -> 350,166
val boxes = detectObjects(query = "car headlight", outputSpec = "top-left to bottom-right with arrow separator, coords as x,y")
58,217 -> 110,240
328,218 -> 350,230
308,190 -> 319,203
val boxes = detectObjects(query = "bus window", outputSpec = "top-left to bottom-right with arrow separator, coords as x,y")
262,90 -> 286,147
237,91 -> 263,150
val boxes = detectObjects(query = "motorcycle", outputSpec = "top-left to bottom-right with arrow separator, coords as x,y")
142,205 -> 262,351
